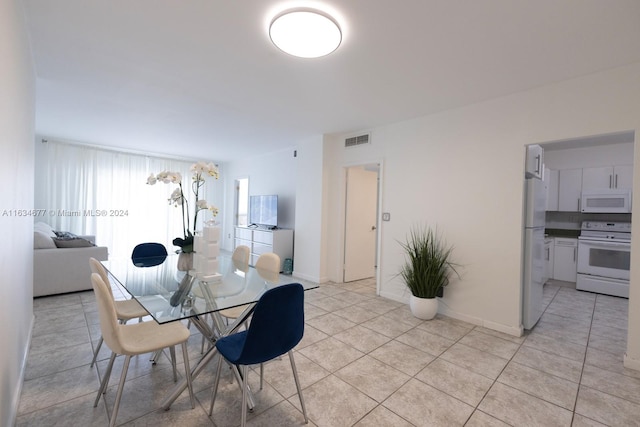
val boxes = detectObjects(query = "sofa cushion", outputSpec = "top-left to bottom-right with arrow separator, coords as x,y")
34,231 -> 57,249
34,221 -> 56,238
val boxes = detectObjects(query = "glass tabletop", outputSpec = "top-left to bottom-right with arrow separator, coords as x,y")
102,252 -> 317,324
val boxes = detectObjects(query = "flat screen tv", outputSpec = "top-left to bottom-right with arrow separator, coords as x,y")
249,195 -> 278,228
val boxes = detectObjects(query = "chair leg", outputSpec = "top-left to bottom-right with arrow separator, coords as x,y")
90,336 -> 104,368
288,351 -> 308,424
241,364 -> 248,427
181,341 -> 195,409
94,352 -> 116,407
260,363 -> 264,390
169,346 -> 178,382
109,354 -> 131,427
208,354 -> 225,416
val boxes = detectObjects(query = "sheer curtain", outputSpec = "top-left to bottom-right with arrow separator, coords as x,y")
40,141 -> 222,257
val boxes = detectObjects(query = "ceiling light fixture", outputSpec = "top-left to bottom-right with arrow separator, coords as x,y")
269,8 -> 342,58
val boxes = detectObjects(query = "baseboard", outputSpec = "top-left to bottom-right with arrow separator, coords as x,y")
623,353 -> 640,372
9,313 -> 34,426
291,271 -> 327,284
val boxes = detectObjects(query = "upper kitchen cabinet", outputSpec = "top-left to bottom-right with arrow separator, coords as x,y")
558,168 -> 582,212
582,165 -> 633,191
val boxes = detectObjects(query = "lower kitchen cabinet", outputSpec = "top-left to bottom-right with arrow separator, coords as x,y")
553,237 -> 577,282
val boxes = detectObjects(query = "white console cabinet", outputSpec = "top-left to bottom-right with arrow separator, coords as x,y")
234,227 -> 294,271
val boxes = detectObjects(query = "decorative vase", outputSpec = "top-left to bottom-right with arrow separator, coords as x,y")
409,295 -> 438,320
177,252 -> 193,272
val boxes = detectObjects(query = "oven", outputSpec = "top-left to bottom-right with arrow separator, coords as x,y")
576,221 -> 631,298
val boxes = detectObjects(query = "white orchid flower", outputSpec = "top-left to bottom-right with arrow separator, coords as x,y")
146,174 -> 157,185
208,205 -> 219,217
196,199 -> 208,209
168,188 -> 183,206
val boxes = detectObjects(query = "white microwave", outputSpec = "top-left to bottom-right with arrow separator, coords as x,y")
581,189 -> 632,213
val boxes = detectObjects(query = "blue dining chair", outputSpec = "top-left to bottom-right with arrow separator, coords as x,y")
131,242 -> 168,267
208,282 -> 308,426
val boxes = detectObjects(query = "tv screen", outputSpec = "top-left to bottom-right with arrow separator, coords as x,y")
249,195 -> 278,227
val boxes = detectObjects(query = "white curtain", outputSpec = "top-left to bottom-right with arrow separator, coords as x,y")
40,141 -> 222,257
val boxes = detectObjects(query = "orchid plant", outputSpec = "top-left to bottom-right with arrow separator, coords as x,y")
146,161 -> 219,253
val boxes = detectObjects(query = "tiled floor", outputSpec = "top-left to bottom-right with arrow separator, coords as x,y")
17,278 -> 640,426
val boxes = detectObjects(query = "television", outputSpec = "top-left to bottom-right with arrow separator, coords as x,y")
249,195 -> 278,228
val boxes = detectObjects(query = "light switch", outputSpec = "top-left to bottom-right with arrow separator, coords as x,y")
382,212 -> 390,221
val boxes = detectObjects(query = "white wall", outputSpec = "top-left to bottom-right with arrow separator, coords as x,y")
320,62 -> 640,342
222,147 -> 297,252
0,0 -> 35,424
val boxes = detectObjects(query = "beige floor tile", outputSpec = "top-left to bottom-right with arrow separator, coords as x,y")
247,400 -> 316,427
355,298 -> 402,315
298,337 -> 364,372
575,385 -> 640,426
457,329 -> 521,359
296,325 -> 329,349
473,325 -> 526,344
16,392 -> 109,427
497,362 -> 578,410
415,358 -> 494,406
24,341 -> 95,380
571,413 -> 608,426
294,375 -> 377,427
395,327 -> 456,356
306,312 -> 357,336
465,410 -> 511,427
308,295 -> 354,312
353,405 -> 413,427
333,325 -> 391,353
584,346 -> 640,380
587,332 -> 627,356
478,382 -> 573,426
512,345 -> 583,383
332,305 -> 383,324
369,340 -> 435,376
439,343 -> 508,380
580,364 -> 640,405
383,305 -> 425,327
262,352 -> 330,399
336,355 -> 410,402
383,378 -> 474,426
523,332 -> 586,362
416,317 -> 473,341
360,315 -> 415,339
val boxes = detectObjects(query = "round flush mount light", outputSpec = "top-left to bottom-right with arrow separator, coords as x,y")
269,8 -> 342,58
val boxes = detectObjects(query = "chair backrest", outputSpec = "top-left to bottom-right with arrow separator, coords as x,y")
91,272 -> 125,354
89,257 -> 114,299
232,245 -> 250,272
131,242 -> 168,267
234,283 -> 304,365
255,252 -> 280,283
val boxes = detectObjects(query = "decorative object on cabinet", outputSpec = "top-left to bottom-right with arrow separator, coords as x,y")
398,225 -> 459,320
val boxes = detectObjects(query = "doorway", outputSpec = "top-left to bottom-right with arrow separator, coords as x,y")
343,164 -> 380,283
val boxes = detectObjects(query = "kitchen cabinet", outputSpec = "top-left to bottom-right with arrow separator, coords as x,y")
544,237 -> 554,284
582,165 -> 633,191
234,227 -> 293,271
558,169 -> 582,212
553,237 -> 577,282
545,168 -> 559,211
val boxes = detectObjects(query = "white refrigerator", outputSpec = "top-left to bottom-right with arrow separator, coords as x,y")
522,146 -> 546,329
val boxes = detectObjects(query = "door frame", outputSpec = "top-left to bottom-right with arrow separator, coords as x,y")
339,159 -> 384,295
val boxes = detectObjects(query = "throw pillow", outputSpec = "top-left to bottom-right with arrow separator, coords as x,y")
34,231 -> 57,249
53,237 -> 95,248
34,222 -> 56,238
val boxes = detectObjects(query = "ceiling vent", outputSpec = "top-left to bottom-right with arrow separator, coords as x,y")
345,133 -> 371,148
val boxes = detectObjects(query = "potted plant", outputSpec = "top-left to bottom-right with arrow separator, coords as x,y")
399,225 -> 459,319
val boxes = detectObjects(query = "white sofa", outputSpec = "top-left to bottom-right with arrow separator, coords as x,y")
33,222 -> 108,297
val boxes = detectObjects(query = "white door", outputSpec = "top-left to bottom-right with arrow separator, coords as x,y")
344,166 -> 378,282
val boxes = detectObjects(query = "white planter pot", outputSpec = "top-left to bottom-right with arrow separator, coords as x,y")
409,295 -> 438,320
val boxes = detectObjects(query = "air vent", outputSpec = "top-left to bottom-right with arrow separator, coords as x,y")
345,133 -> 370,148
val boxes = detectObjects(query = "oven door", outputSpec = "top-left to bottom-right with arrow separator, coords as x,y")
577,239 -> 630,280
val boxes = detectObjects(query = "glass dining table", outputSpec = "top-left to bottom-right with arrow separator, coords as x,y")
102,251 -> 317,410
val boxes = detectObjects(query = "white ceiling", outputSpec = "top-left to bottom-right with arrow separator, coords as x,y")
22,0 -> 640,162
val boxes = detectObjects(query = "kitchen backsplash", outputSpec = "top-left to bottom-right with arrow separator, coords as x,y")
546,211 -> 632,230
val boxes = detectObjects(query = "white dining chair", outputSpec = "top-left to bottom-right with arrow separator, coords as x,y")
88,257 -> 148,367
91,273 -> 195,427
